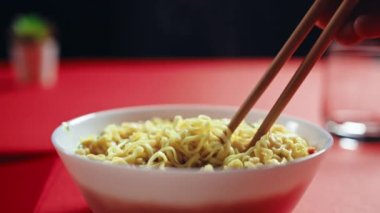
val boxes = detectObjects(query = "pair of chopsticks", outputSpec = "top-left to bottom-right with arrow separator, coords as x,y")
228,0 -> 358,147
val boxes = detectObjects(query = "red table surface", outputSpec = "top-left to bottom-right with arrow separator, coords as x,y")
1,59 -> 379,212
0,154 -> 56,212
0,59 -> 322,154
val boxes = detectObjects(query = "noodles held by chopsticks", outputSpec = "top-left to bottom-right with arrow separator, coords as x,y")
75,115 -> 314,170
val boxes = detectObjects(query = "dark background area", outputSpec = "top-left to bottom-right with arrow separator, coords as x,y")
0,0 -> 320,59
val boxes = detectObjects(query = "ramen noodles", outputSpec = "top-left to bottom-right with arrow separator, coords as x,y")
75,115 -> 315,170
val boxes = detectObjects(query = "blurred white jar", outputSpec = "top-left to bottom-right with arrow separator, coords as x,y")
11,37 -> 59,88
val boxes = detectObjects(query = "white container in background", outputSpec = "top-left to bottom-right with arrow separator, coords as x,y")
11,37 -> 59,88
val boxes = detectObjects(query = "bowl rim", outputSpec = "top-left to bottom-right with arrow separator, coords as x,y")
52,104 -> 333,175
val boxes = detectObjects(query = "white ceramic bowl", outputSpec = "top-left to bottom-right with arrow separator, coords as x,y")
52,105 -> 333,213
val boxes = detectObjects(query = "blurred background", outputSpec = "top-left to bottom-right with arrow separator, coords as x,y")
0,0 -> 320,59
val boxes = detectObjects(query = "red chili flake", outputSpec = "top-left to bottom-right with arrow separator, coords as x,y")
308,147 -> 316,155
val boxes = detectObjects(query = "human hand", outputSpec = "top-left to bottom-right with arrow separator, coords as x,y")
316,0 -> 380,44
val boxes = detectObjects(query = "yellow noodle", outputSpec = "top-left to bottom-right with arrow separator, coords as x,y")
75,115 -> 315,170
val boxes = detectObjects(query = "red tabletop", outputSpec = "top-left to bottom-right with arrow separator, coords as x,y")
0,154 -> 56,212
0,59 -> 379,212
0,59 -> 322,154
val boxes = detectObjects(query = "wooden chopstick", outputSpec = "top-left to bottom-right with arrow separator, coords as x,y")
227,0 -> 358,147
247,0 -> 358,146
228,0 -> 329,133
